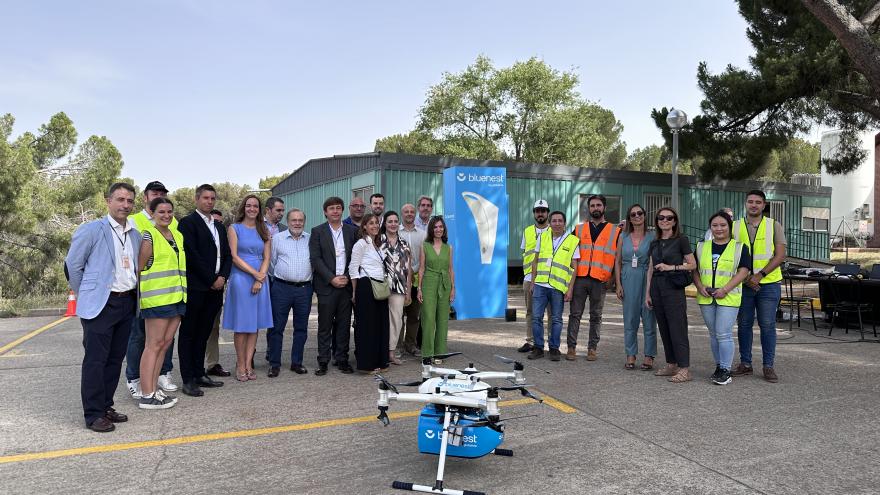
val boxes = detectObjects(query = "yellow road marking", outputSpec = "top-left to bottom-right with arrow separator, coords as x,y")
0,395 -> 574,465
0,317 -> 71,356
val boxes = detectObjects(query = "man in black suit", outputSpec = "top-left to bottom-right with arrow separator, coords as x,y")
309,196 -> 358,375
177,184 -> 232,396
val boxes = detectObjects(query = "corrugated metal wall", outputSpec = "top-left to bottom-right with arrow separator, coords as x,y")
382,170 -> 446,216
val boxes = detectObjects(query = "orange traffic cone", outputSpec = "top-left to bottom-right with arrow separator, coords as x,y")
64,290 -> 77,317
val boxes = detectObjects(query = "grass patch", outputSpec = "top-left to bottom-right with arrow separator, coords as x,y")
0,292 -> 68,317
830,250 -> 880,268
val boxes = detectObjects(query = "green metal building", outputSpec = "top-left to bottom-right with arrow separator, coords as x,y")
272,152 -> 832,274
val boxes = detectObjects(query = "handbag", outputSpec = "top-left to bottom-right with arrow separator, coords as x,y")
359,243 -> 391,301
668,270 -> 693,290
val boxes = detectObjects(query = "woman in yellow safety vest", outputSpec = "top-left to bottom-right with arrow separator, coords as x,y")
692,211 -> 752,386
137,198 -> 186,410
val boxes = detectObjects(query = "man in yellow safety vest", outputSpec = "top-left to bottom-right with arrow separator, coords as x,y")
517,199 -> 552,353
527,211 -> 580,361
731,189 -> 786,383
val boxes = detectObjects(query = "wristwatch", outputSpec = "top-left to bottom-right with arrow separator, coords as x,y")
758,269 -> 767,277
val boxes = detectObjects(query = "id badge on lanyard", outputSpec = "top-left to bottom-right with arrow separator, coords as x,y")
631,254 -> 638,268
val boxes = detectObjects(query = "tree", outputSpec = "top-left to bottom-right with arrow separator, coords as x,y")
169,182 -> 253,220
0,113 -> 123,297
756,138 -> 821,181
654,0 -> 880,180
376,56 -> 624,167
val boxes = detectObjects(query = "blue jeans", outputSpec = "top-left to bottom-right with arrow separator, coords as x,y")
125,317 -> 174,381
532,284 -> 564,350
737,282 -> 781,368
700,303 -> 738,369
268,281 -> 313,367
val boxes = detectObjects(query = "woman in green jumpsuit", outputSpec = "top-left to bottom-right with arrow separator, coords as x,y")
417,217 -> 455,362
615,204 -> 657,370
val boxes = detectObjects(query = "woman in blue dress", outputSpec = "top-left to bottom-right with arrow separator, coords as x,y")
615,203 -> 657,370
223,194 -> 273,382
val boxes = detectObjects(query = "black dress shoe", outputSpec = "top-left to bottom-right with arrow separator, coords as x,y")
195,375 -> 224,388
314,365 -> 328,376
337,362 -> 354,374
207,364 -> 231,377
517,342 -> 534,353
268,366 -> 280,378
290,364 -> 308,374
182,382 -> 204,397
104,408 -> 128,423
87,417 -> 115,433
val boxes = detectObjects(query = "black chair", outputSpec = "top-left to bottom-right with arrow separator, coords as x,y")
869,264 -> 880,280
782,271 -> 817,332
825,274 -> 877,339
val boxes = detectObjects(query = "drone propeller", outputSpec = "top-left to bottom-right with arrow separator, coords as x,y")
495,354 -> 550,374
375,375 -> 424,394
429,351 -> 462,360
494,385 -> 542,402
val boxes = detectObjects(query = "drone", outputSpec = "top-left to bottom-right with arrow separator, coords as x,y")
375,352 -> 542,495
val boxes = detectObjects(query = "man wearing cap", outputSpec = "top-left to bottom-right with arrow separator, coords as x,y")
125,181 -> 179,399
517,199 -> 552,353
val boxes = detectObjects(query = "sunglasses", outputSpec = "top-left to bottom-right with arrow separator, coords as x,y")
656,215 -> 676,222
629,211 -> 645,218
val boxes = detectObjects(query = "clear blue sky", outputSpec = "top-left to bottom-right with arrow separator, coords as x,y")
2,1 -> 755,191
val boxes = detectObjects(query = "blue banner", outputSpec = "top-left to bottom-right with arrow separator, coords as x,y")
442,166 -> 508,319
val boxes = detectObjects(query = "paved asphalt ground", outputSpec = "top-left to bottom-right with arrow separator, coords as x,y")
1,289 -> 879,495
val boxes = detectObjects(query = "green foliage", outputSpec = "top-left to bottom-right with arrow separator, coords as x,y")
260,174 -> 287,192
0,113 -> 123,297
654,0 -> 880,179
756,138 -> 820,181
377,55 -> 623,167
169,182 -> 254,221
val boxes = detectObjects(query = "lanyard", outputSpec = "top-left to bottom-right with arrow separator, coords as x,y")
112,226 -> 128,249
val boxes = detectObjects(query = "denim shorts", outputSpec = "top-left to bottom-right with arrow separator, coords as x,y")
141,301 -> 186,319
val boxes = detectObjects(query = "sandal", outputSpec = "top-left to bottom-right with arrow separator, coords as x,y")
246,369 -> 257,381
236,370 -> 248,382
654,364 -> 679,377
625,356 -> 636,370
640,357 -> 654,371
668,368 -> 692,383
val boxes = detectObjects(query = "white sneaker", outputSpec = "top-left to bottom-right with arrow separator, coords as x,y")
158,373 -> 178,392
127,379 -> 143,399
154,389 -> 178,405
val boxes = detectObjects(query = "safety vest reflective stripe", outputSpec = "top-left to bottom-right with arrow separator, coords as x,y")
141,286 -> 186,299
533,231 -> 579,293
733,217 -> 782,283
696,240 -> 744,307
139,226 -> 187,310
140,269 -> 187,281
574,222 -> 618,281
523,225 -> 540,275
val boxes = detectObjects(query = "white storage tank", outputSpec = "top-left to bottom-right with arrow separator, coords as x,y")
820,130 -> 876,238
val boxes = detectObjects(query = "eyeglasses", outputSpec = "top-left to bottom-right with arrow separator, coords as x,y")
656,215 -> 676,222
629,211 -> 645,218
351,204 -> 366,208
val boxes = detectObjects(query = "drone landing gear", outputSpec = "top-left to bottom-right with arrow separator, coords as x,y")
392,408 -> 492,495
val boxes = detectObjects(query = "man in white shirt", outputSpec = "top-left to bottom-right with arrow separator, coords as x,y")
415,196 -> 433,231
517,200 -> 552,353
267,208 -> 313,377
309,197 -> 358,375
65,182 -> 141,432
399,203 -> 426,356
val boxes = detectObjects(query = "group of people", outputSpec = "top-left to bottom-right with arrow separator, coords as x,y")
66,181 -> 453,432
521,190 -> 785,386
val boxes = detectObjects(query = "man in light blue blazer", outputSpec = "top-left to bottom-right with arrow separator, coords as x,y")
66,182 -> 141,433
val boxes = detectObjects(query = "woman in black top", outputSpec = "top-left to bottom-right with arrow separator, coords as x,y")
645,207 -> 697,383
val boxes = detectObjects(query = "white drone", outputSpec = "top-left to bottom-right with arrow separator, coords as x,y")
375,352 -> 542,495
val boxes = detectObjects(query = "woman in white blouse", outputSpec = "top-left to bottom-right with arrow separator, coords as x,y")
349,214 -> 390,373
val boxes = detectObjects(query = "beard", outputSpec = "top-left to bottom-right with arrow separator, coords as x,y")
590,210 -> 603,219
